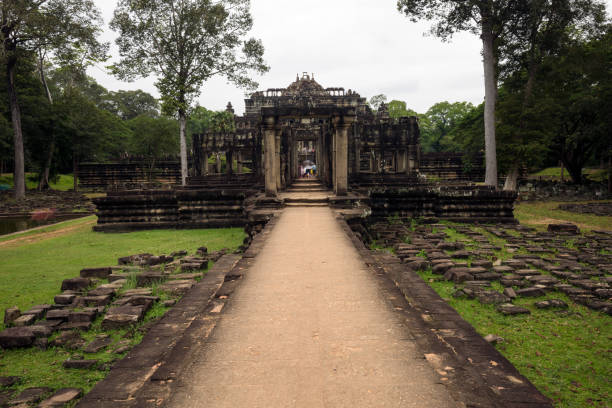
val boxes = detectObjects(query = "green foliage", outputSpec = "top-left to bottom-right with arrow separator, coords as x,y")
387,100 -> 418,118
420,101 -> 474,153
110,0 -> 269,115
107,90 -> 159,121
127,115 -> 179,164
188,106 -> 236,136
514,200 -> 612,232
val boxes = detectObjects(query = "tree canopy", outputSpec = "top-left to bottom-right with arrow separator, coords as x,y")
110,0 -> 268,185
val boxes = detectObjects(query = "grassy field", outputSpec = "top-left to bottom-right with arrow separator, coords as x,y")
0,217 -> 246,397
400,223 -> 611,408
515,200 -> 612,231
0,216 -> 246,320
0,173 -> 75,191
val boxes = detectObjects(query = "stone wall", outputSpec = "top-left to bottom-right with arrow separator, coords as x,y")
517,180 -> 611,201
93,189 -> 250,232
78,162 -> 182,190
420,152 -> 484,182
368,186 -> 517,224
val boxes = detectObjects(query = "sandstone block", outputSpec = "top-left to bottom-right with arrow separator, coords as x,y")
80,267 -> 112,279
61,278 -> 91,291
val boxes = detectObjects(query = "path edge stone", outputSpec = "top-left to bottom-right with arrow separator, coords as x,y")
335,213 -> 554,408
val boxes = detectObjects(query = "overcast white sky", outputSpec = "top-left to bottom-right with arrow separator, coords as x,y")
89,0 -> 611,114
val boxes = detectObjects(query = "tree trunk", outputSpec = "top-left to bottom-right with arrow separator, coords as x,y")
481,11 -> 498,188
503,164 -> 519,191
608,156 -> 612,194
38,52 -> 55,191
6,54 -> 25,199
73,155 -> 79,191
560,161 -> 565,182
178,109 -> 188,186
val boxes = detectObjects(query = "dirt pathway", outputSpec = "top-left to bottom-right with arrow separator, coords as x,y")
167,207 -> 458,407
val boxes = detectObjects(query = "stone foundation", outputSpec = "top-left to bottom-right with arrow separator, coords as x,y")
93,188 -> 251,232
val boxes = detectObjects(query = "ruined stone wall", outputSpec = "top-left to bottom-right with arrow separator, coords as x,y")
419,152 -> 485,182
78,162 -> 182,190
93,189 -> 250,232
368,186 -> 517,224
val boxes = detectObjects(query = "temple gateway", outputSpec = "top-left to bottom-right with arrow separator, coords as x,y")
192,72 -> 421,197
92,74 -> 516,232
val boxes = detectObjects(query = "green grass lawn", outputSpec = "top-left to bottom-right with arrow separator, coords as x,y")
418,268 -> 611,408
515,200 -> 612,231
0,216 -> 246,321
0,217 -> 246,397
0,173 -> 75,191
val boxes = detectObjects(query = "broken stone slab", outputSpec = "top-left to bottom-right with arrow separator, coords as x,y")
535,299 -> 568,309
548,223 -> 580,234
3,307 -> 20,326
180,262 -> 208,272
477,290 -> 511,305
46,309 -> 71,321
159,279 -> 196,295
29,325 -> 54,338
12,314 -> 36,327
406,259 -> 430,271
101,305 -> 146,330
68,310 -> 97,323
63,359 -> 97,369
136,273 -> 167,287
516,287 -> 547,298
443,268 -> 474,283
8,387 -> 52,405
0,376 -> 20,387
61,278 -> 91,292
87,287 -> 116,297
168,273 -> 202,281
437,242 -> 465,251
54,294 -> 76,305
171,250 -> 188,257
58,322 -> 92,332
83,335 -> 112,354
108,273 -> 129,283
80,267 -> 112,279
471,259 -> 493,269
594,288 -> 612,298
432,262 -> 454,275
570,279 -> 607,291
81,295 -> 112,307
37,388 -> 82,408
525,275 -> 559,286
497,303 -> 531,315
503,287 -> 517,299
451,250 -> 470,259
50,331 -> 85,350
122,288 -> 153,297
118,253 -> 153,265
492,265 -> 514,274
0,327 -> 35,348
478,272 -> 503,281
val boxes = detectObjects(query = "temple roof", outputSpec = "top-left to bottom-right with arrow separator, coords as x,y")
282,73 -> 327,97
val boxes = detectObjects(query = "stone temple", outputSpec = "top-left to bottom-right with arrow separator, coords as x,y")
93,73 -> 515,231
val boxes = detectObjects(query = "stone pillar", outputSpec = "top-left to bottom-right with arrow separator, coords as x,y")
226,149 -> 234,176
215,153 -> 222,173
275,132 -> 281,191
202,150 -> 209,175
237,151 -> 243,174
333,116 -> 354,196
353,134 -> 360,176
263,117 -> 277,197
408,145 -> 416,174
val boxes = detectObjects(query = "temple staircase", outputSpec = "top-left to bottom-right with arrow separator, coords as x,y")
283,179 -> 331,207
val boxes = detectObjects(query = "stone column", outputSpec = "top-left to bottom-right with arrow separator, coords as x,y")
408,145 -> 416,174
333,116 -> 354,196
237,151 -> 243,174
263,117 -> 277,197
275,132 -> 282,191
226,149 -> 234,176
353,133 -> 360,176
215,153 -> 222,173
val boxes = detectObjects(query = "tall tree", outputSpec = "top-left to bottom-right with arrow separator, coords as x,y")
397,0 -> 522,187
109,90 -> 159,120
110,0 -> 269,185
1,0 -> 106,198
421,101 -> 474,152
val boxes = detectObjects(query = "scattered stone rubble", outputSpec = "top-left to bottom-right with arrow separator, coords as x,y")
0,247 -> 227,406
355,220 -> 612,316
